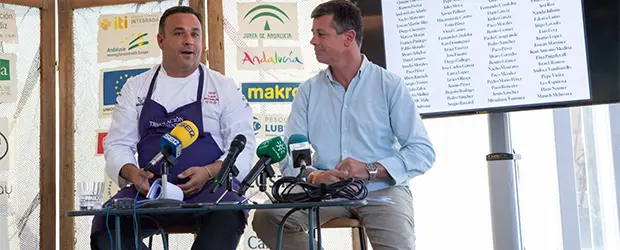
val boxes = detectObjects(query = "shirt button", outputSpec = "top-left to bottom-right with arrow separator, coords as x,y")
155,97 -> 161,101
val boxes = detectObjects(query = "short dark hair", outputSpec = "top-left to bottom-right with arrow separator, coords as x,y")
311,0 -> 363,47
159,6 -> 203,35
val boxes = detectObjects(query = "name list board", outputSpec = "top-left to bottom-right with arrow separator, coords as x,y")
381,0 -> 590,115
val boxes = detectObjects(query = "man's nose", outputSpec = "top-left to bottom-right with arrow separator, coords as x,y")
183,34 -> 194,45
310,35 -> 318,45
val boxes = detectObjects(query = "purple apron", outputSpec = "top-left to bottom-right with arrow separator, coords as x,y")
91,66 -> 247,235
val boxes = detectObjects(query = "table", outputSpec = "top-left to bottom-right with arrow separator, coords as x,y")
67,199 -> 368,250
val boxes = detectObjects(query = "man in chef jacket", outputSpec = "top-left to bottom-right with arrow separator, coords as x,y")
90,6 -> 255,250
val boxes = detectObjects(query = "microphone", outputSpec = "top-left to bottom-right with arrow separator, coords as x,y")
288,134 -> 312,170
209,134 -> 247,193
237,136 -> 287,196
145,120 -> 199,171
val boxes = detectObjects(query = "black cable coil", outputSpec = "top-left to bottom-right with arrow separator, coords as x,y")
271,176 -> 368,203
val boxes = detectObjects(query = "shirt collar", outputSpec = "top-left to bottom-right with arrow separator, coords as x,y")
160,64 -> 200,79
326,54 -> 370,83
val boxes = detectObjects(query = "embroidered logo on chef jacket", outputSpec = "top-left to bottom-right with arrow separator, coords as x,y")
148,116 -> 184,129
204,91 -> 219,104
136,96 -> 145,107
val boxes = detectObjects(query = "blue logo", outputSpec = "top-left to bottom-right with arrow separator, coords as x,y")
241,82 -> 300,102
102,67 -> 150,105
252,116 -> 261,135
247,235 -> 268,249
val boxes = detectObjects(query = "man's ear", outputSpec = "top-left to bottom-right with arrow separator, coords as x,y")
344,30 -> 356,47
157,33 -> 164,49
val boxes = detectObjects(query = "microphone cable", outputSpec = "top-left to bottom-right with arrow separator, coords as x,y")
271,176 -> 368,203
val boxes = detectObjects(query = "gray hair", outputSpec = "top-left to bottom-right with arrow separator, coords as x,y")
311,0 -> 363,47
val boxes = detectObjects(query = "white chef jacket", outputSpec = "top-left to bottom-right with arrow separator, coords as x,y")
104,64 -> 256,187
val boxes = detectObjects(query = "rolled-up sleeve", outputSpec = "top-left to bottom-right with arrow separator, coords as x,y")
104,77 -> 140,187
218,79 -> 256,181
378,78 -> 436,185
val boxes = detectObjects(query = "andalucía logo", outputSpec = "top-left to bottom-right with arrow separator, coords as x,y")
107,32 -> 151,55
239,2 -> 299,40
244,4 -> 290,31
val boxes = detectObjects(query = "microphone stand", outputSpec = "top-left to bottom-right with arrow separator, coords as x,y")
140,150 -> 183,208
213,164 -> 240,205
241,163 -> 276,204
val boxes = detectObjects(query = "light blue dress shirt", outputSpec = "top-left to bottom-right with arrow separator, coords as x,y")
280,56 -> 436,192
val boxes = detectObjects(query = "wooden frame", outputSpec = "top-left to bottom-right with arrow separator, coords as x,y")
39,0 -> 56,249
58,0 -> 74,249
2,0 -> 43,8
4,1 -> 58,249
206,0 -> 225,73
58,1 -> 221,250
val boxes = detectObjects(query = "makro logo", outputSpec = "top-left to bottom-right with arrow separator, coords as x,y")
244,4 -> 289,31
99,16 -> 128,31
241,82 -> 300,102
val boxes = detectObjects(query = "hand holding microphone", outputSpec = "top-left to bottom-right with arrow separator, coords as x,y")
126,120 -> 199,195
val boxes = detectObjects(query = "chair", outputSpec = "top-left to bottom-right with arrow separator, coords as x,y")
146,218 -> 369,250
320,218 -> 368,250
147,225 -> 199,249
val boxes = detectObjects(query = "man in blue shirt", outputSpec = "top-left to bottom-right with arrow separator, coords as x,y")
252,1 -> 435,249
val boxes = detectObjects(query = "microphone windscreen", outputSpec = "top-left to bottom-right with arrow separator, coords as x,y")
288,134 -> 308,144
256,136 -> 287,163
170,120 -> 199,149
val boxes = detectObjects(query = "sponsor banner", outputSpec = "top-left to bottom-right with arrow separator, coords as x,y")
98,13 -> 161,62
253,113 -> 288,139
240,190 -> 272,250
99,65 -> 151,117
0,8 -> 18,43
0,118 -> 7,171
0,53 -> 17,103
241,82 -> 300,103
237,47 -> 304,70
238,2 -> 298,40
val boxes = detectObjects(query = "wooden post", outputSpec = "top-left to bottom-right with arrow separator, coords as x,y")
190,0 -> 207,65
40,0 -> 56,249
207,0 -> 225,74
0,0 -> 43,8
58,0 -> 75,249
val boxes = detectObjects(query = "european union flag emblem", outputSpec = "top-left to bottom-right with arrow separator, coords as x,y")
102,67 -> 150,106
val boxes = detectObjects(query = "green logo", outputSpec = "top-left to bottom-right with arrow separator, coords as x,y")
243,4 -> 290,31
0,59 -> 9,81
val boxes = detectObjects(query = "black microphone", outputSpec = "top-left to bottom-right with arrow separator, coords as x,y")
210,134 -> 246,193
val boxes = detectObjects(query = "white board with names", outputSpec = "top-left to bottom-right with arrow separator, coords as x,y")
381,0 -> 590,115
